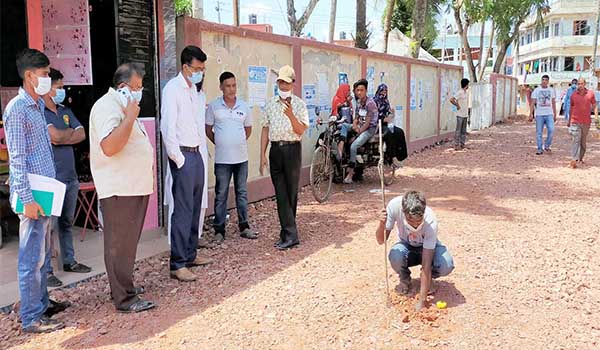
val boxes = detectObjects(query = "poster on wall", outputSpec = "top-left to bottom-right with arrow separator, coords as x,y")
366,66 -> 376,97
418,80 -> 423,111
316,72 -> 330,113
303,84 -> 319,138
42,0 -> 93,85
338,72 -> 349,86
410,78 -> 417,111
394,105 -> 404,129
380,72 -> 385,84
248,66 -> 268,107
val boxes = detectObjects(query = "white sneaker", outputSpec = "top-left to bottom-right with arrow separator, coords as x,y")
356,155 -> 364,164
392,158 -> 402,168
343,176 -> 353,184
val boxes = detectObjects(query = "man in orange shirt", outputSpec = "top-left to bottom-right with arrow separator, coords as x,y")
568,78 -> 598,168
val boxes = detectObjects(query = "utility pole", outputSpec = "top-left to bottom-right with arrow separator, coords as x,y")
328,0 -> 337,43
215,1 -> 222,23
591,0 -> 600,73
233,0 -> 240,26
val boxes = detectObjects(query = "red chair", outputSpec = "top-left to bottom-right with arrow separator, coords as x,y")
75,181 -> 103,241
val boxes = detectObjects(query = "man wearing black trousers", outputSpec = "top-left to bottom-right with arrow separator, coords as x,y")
259,65 -> 309,250
161,46 -> 213,282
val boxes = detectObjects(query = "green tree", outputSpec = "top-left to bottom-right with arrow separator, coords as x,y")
175,0 -> 192,16
490,0 -> 549,73
386,0 -> 447,55
355,0 -> 370,49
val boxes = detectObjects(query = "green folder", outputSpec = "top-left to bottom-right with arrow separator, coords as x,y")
14,190 -> 54,216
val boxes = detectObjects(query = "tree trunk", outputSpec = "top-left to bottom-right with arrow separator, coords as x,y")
453,3 -> 477,82
383,0 -> 395,53
329,0 -> 337,43
287,0 -> 320,36
410,0 -> 428,58
478,21 -> 495,81
475,22 -> 485,72
233,0 -> 240,26
355,0 -> 368,49
493,40 -> 510,73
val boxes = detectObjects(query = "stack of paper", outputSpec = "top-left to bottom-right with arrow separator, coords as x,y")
11,174 -> 66,216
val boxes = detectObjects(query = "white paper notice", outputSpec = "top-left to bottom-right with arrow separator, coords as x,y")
248,66 -> 268,107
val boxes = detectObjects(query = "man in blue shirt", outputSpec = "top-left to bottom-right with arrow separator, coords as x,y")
563,79 -> 578,122
3,49 -> 65,333
42,68 -> 91,288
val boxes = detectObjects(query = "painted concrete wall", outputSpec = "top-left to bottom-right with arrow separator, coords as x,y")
409,65 -> 439,141
440,68 -> 462,134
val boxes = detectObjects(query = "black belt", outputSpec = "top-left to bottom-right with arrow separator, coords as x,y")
180,146 -> 199,153
271,141 -> 300,147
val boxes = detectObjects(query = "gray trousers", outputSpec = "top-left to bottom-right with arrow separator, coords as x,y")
569,123 -> 590,161
455,116 -> 468,147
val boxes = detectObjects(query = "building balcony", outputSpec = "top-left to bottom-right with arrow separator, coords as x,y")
517,70 -> 593,85
519,35 -> 597,58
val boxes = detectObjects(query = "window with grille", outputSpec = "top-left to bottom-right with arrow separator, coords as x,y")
573,20 -> 590,36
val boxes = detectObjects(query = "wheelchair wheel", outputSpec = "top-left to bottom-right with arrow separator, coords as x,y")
310,146 -> 333,203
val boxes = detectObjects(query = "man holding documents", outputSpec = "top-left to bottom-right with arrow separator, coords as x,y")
89,63 -> 155,313
3,49 -> 65,333
43,68 -> 91,288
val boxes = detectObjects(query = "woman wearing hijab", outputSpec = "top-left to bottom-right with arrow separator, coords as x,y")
330,84 -> 354,160
373,83 -> 407,167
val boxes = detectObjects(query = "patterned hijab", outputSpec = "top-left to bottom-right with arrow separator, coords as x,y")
373,83 -> 391,120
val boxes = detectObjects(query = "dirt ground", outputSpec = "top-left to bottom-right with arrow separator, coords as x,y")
1,116 -> 600,350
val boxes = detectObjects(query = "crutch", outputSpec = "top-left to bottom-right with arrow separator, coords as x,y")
377,119 -> 390,301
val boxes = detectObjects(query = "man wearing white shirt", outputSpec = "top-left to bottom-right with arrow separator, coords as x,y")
206,72 -> 258,243
161,46 -> 213,282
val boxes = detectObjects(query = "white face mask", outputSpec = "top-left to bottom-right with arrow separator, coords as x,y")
33,75 -> 52,96
278,89 -> 292,100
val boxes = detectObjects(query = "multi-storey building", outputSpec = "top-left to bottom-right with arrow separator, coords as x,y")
516,0 -> 600,93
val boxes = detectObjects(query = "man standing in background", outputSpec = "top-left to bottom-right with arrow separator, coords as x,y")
568,78 -> 597,168
528,75 -> 556,155
259,65 -> 308,250
43,68 -> 91,288
563,78 -> 578,122
206,71 -> 258,243
450,78 -> 470,150
161,45 -> 213,282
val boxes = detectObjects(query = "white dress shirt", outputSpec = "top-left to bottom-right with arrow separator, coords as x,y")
160,72 -> 205,168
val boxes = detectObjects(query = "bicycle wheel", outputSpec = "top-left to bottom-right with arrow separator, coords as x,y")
310,146 -> 333,203
383,163 -> 396,186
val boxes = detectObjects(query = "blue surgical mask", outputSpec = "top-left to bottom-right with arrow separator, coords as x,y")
52,88 -> 66,104
131,88 -> 143,103
189,71 -> 204,84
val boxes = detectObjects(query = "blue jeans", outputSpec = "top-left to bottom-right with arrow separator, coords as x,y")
338,123 -> 353,139
46,179 -> 79,274
535,115 -> 555,151
213,161 -> 250,235
18,215 -> 51,329
349,127 -> 377,164
388,241 -> 454,280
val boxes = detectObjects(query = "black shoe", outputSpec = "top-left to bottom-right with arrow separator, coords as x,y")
275,240 -> 299,250
63,262 -> 92,273
134,286 -> 145,295
274,239 -> 284,247
23,317 -> 65,333
535,150 -> 543,155
47,274 -> 63,288
117,299 -> 156,313
43,299 -> 71,318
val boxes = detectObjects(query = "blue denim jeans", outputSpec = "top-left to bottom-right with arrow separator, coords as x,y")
349,127 -> 377,164
46,179 -> 79,273
535,115 -> 555,151
338,123 -> 353,139
213,161 -> 250,235
18,215 -> 51,329
388,241 -> 454,280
